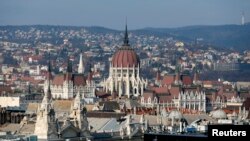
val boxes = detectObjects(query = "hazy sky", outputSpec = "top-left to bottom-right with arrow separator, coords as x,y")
0,0 -> 249,29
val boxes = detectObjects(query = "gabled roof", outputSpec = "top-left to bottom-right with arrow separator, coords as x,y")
99,101 -> 120,111
52,73 -> 87,86
60,120 -> 80,134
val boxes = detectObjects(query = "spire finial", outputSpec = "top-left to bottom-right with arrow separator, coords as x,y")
123,18 -> 129,46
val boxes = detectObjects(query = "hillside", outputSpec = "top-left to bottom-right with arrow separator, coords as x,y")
137,24 -> 250,51
1,24 -> 250,51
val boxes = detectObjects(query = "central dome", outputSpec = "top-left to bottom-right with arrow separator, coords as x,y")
111,24 -> 140,68
112,46 -> 139,67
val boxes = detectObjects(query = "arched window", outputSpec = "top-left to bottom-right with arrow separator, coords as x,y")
154,97 -> 158,104
141,97 -> 145,104
148,97 -> 151,104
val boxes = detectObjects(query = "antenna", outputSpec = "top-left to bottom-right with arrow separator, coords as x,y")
241,11 -> 245,25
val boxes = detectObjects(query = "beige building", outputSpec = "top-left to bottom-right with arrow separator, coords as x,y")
34,85 -> 91,140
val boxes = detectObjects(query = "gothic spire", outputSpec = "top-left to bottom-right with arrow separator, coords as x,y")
78,50 -> 84,74
46,53 -> 52,81
48,53 -> 51,73
67,57 -> 72,73
123,20 -> 129,46
47,81 -> 52,100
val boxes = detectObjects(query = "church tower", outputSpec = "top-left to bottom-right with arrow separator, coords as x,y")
34,83 -> 58,139
71,91 -> 91,137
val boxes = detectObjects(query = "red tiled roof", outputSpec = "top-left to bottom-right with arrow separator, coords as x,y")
169,86 -> 180,97
21,76 -> 34,82
52,73 -> 88,86
0,85 -> 12,95
161,75 -> 175,85
153,87 -> 169,94
52,75 -> 64,85
182,75 -> 192,85
158,95 -> 173,103
73,75 -> 86,86
64,73 -> 72,81
142,91 -> 155,100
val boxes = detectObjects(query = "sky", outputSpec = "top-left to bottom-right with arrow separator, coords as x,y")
0,0 -> 249,30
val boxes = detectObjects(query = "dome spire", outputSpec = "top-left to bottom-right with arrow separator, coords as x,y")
123,18 -> 129,46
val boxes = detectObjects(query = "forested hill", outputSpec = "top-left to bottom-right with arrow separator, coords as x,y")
137,23 -> 250,51
1,24 -> 250,51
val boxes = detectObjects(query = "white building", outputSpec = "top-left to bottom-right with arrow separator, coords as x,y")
103,25 -> 147,98
178,91 -> 206,112
44,54 -> 96,102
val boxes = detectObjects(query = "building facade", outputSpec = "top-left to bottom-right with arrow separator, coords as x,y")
44,54 -> 96,102
177,91 -> 206,112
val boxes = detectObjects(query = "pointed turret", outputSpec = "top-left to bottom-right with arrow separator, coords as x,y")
78,50 -> 85,74
155,68 -> 161,85
46,53 -> 52,80
87,64 -> 93,82
65,57 -> 72,81
41,81 -> 52,110
73,91 -> 82,110
193,66 -> 201,85
174,64 -> 182,85
67,58 -> 72,73
71,91 -> 91,137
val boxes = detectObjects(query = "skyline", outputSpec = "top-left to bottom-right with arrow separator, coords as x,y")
0,0 -> 250,30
